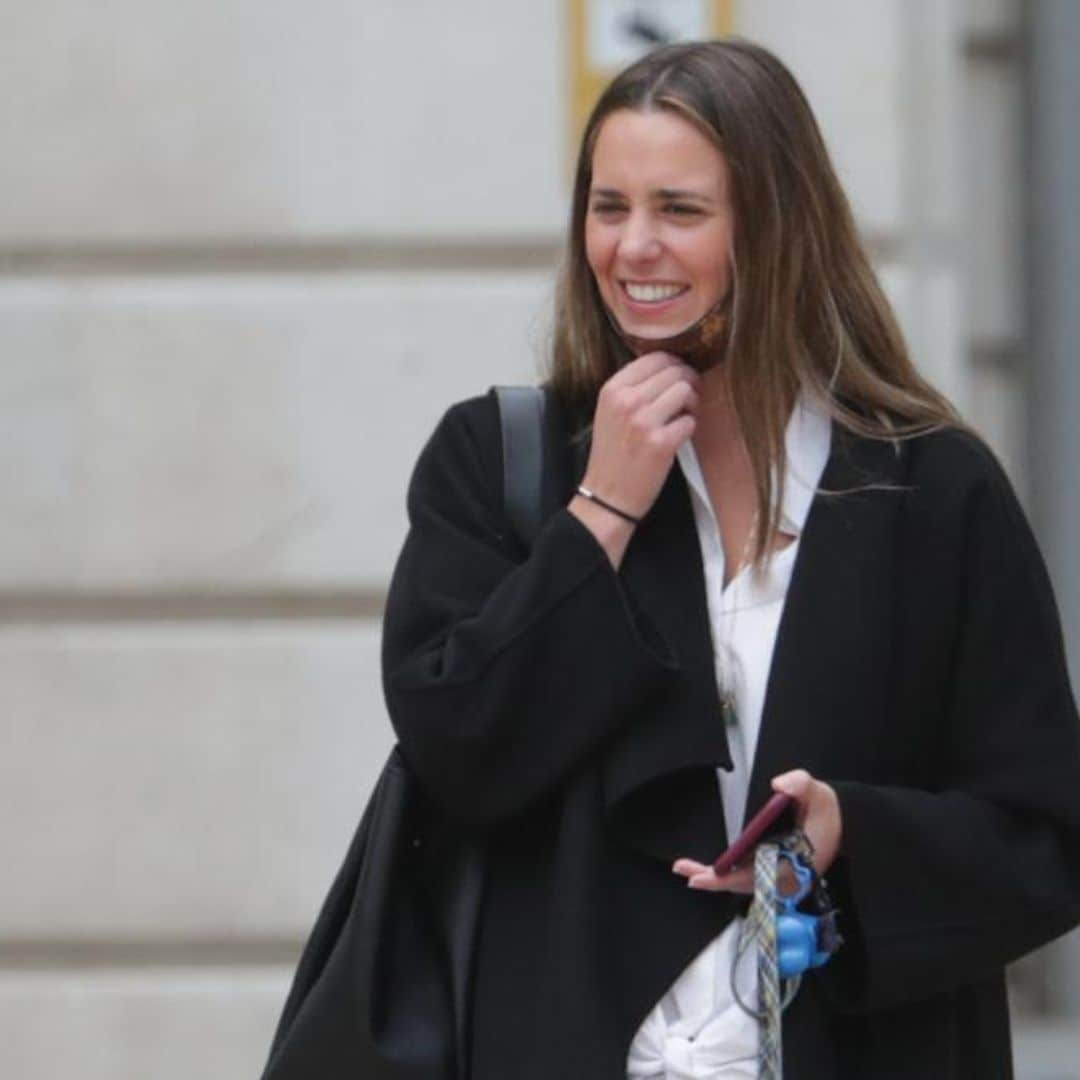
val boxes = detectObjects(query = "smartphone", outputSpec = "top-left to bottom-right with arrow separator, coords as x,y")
712,792 -> 794,875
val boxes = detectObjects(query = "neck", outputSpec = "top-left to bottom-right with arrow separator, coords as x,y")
695,367 -> 743,454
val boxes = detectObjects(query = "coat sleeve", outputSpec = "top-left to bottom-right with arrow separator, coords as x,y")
380,393 -> 679,826
819,438 -> 1080,1011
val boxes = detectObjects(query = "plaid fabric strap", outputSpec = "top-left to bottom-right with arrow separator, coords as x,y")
749,843 -> 783,1079
734,832 -> 822,1078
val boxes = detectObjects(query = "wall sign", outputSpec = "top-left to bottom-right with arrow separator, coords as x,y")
568,0 -> 734,153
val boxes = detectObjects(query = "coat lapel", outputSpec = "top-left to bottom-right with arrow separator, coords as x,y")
743,428 -> 906,822
597,466 -> 734,863
551,402 -> 906,865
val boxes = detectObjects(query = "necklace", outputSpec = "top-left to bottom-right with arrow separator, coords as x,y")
719,511 -> 759,728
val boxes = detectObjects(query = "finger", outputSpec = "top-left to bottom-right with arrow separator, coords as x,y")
771,769 -> 813,801
689,867 -> 754,894
610,365 -> 697,419
638,380 -> 700,429
601,363 -> 699,427
673,859 -> 755,894
672,858 -> 710,877
654,412 -> 696,452
633,361 -> 701,403
772,770 -> 818,831
607,350 -> 683,389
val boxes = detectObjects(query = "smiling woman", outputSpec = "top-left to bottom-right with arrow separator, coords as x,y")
266,38 -> 1080,1080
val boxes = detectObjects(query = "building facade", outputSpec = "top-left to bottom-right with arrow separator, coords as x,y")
1,1 -> 1076,1075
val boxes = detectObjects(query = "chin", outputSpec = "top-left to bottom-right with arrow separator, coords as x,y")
622,323 -> 681,341
616,308 -> 703,340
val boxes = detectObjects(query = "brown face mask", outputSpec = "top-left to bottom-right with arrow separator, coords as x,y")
607,296 -> 731,373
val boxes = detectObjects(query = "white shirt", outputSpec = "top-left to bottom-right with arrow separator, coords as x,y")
626,395 -> 832,1080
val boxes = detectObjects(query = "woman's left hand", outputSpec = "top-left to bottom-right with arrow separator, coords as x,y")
672,769 -> 843,894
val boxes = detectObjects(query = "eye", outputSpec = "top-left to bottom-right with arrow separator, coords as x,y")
588,200 -> 626,217
663,202 -> 703,217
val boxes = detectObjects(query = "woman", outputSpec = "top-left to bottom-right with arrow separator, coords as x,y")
382,39 -> 1080,1078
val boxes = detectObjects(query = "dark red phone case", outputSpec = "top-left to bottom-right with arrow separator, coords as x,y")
712,792 -> 794,874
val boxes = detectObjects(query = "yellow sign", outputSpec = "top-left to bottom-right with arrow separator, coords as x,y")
568,0 -> 734,151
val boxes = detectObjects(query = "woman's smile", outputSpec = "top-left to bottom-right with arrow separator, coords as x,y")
621,281 -> 690,304
620,280 -> 692,321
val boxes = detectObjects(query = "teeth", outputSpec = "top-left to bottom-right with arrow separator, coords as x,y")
625,282 -> 686,302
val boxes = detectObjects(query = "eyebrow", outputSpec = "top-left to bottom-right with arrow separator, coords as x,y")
589,186 -> 716,204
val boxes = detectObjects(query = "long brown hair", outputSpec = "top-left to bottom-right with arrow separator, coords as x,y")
549,39 -> 960,561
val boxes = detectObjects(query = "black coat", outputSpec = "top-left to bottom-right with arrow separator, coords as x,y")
380,387 -> 1080,1079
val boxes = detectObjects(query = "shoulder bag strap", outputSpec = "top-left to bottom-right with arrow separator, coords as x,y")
494,385 -> 547,546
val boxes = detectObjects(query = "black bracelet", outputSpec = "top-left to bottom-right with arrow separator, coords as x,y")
575,485 -> 641,526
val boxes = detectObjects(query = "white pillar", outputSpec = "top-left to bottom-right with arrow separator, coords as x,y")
1028,0 -> 1080,1017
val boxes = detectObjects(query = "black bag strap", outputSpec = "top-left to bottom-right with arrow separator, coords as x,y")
494,385 -> 547,546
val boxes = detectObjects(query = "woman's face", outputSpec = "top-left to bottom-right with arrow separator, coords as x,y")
584,108 -> 735,341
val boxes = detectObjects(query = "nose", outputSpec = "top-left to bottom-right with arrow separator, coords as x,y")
617,209 -> 663,263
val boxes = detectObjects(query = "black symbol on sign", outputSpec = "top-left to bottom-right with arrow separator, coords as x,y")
620,10 -> 672,48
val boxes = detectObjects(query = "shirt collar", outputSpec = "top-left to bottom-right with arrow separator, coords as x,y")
676,391 -> 832,537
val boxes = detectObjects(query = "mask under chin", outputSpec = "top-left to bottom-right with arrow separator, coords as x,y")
610,297 -> 731,373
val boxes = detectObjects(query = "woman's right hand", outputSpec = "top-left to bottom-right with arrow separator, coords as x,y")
568,352 -> 700,567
